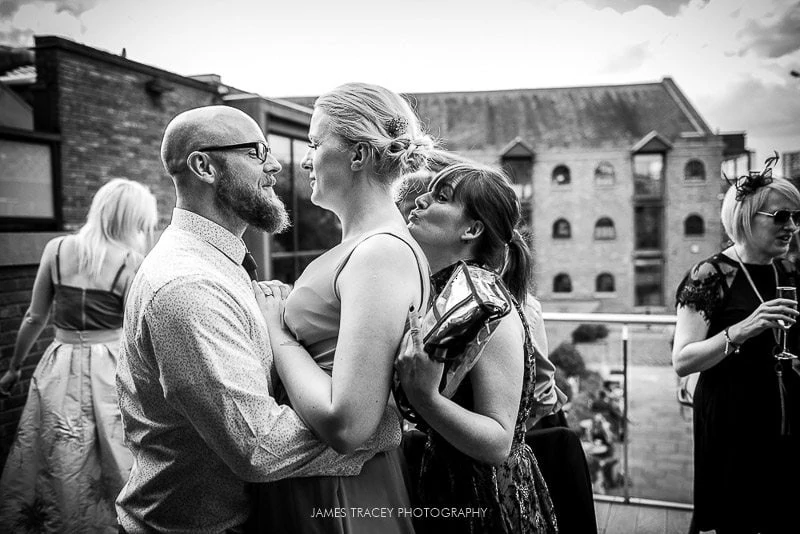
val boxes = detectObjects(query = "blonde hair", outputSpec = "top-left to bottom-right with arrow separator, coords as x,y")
75,178 -> 158,278
315,82 -> 437,182
721,176 -> 800,245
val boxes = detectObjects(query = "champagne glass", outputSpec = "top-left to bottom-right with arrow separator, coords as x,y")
775,286 -> 798,360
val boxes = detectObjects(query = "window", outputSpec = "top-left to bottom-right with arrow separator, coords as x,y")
551,164 -> 571,186
554,273 -> 572,293
635,261 -> 664,306
0,131 -> 59,231
502,156 -> 533,200
553,218 -> 571,239
684,159 -> 706,181
635,205 -> 662,250
633,154 -> 664,197
722,153 -> 751,182
269,134 -> 341,283
684,214 -> 705,236
594,217 -> 616,240
596,273 -> 615,292
502,155 -> 533,227
594,161 -> 615,186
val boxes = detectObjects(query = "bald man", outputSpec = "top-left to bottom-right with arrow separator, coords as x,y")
116,106 -> 396,533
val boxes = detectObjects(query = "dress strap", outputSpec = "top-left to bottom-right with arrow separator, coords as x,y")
54,236 -> 65,285
333,230 -> 430,311
110,251 -> 131,293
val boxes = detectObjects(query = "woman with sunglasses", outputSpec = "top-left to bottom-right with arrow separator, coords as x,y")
396,162 -> 558,534
673,157 -> 800,534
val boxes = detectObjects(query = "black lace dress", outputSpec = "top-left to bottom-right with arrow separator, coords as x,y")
410,262 -> 558,534
676,253 -> 800,533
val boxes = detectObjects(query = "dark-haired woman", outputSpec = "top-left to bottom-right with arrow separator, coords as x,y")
397,162 -> 558,534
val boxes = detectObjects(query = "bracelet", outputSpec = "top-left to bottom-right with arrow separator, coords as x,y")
724,327 -> 741,355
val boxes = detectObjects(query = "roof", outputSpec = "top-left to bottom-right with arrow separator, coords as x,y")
0,65 -> 35,85
407,77 -> 714,151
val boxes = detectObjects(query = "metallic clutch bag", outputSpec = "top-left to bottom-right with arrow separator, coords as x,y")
395,262 -> 513,424
422,261 -> 512,355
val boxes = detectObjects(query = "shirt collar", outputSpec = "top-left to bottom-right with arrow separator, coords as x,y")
170,208 -> 247,264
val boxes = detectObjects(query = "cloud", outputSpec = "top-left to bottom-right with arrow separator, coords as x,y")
604,41 -> 650,73
0,24 -> 31,45
0,1 -> 18,18
579,0 -> 697,17
737,1 -> 800,58
697,75 -> 800,164
0,0 -> 101,20
0,2 -> 88,47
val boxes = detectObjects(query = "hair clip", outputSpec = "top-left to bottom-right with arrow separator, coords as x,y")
725,150 -> 778,201
386,116 -> 408,137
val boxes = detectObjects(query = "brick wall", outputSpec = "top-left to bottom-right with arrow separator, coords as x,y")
531,148 -> 636,311
0,265 -> 54,465
0,36 -> 224,470
35,36 -> 223,229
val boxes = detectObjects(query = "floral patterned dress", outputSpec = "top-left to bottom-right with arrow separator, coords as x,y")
0,237 -> 134,533
676,253 -> 800,533
410,262 -> 558,534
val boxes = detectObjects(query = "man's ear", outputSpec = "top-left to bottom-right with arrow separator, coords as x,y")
461,220 -> 485,242
350,142 -> 370,171
186,151 -> 217,184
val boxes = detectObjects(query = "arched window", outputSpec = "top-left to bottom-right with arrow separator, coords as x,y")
553,218 -> 571,239
552,164 -> 571,186
684,159 -> 706,181
554,273 -> 572,293
596,273 -> 615,292
594,217 -> 616,240
594,161 -> 615,186
684,214 -> 705,236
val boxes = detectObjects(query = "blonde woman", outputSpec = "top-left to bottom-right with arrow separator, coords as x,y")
673,160 -> 800,534
0,178 -> 157,532
252,83 -> 435,534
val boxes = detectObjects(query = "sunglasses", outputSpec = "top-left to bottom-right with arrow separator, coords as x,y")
756,209 -> 800,225
198,141 -> 270,164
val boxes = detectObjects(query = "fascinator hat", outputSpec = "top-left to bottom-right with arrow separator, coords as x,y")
725,151 -> 779,201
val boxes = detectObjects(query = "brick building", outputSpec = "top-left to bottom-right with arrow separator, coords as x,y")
289,82 -> 749,313
403,82 -> 751,314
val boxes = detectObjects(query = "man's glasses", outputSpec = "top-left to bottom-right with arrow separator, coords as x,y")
756,209 -> 800,226
198,141 -> 270,164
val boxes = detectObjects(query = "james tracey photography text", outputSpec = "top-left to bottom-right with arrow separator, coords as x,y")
309,507 -> 489,519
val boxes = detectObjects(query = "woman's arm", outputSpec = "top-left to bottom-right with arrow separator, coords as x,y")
397,311 -> 524,465
673,297 -> 798,376
0,239 -> 58,394
257,235 -> 421,453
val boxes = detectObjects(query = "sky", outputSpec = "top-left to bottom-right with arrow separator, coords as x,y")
1,0 -> 799,169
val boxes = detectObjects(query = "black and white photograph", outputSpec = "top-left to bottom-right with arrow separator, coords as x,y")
0,1 -> 799,532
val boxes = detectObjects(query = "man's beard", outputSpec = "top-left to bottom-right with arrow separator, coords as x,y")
215,168 -> 290,234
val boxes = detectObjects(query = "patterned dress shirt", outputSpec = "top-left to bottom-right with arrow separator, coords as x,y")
116,209 -> 391,533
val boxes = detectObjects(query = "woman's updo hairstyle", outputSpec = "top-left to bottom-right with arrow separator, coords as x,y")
315,82 -> 436,183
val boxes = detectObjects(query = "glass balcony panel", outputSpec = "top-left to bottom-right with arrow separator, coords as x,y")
542,313 -> 691,507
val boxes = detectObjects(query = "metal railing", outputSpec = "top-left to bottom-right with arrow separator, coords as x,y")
541,312 -> 693,511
